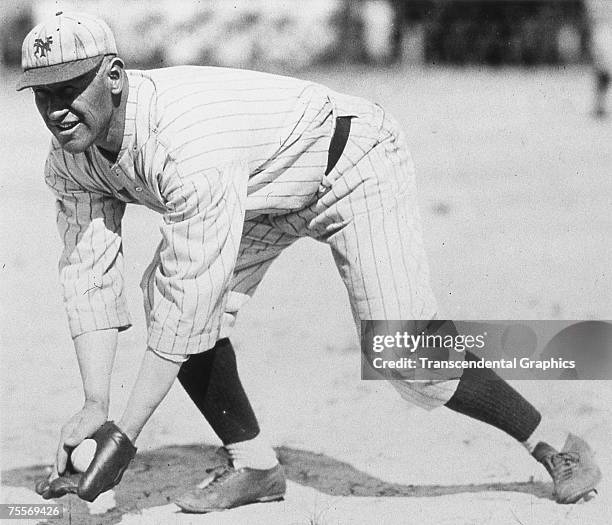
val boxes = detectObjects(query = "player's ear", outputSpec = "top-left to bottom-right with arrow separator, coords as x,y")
107,57 -> 125,96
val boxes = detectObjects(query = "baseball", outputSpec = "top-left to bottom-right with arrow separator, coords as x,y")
70,439 -> 97,473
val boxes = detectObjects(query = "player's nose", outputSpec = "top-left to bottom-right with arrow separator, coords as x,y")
45,96 -> 70,122
47,105 -> 70,124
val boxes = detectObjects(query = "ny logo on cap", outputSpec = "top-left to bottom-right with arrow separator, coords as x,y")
33,36 -> 53,58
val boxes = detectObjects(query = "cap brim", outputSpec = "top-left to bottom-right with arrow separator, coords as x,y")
15,55 -> 106,91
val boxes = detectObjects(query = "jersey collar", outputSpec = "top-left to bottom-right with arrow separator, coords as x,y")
109,71 -> 145,180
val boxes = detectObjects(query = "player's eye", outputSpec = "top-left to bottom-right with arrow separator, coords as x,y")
61,86 -> 77,99
32,88 -> 49,99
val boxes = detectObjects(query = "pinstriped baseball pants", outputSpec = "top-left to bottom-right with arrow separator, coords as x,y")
223,106 -> 460,409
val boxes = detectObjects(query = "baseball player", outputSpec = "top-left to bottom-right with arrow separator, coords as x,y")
586,0 -> 612,117
19,11 -> 601,512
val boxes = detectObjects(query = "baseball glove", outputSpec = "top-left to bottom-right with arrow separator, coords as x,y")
35,421 -> 137,502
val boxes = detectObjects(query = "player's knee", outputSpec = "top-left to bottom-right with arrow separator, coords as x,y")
391,379 -> 461,410
387,320 -> 461,409
178,339 -> 231,382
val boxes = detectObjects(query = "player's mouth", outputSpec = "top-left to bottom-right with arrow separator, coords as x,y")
55,120 -> 81,135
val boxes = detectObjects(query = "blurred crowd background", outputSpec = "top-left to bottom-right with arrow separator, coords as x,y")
0,0 -> 607,70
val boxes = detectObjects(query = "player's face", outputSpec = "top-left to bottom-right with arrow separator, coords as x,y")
32,64 -> 113,154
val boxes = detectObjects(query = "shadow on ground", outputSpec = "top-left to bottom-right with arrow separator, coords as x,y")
2,444 -> 553,525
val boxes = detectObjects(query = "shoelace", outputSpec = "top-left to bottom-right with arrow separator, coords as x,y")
201,465 -> 237,492
204,464 -> 227,477
549,452 -> 580,482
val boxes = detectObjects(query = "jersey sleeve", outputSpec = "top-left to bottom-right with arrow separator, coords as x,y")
45,160 -> 131,338
145,156 -> 248,355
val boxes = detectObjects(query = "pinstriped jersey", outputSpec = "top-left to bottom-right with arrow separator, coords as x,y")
44,66 -> 358,354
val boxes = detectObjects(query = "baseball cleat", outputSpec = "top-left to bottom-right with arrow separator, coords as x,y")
174,456 -> 286,513
533,434 -> 602,504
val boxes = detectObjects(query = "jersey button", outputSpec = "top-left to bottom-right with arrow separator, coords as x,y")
135,186 -> 143,192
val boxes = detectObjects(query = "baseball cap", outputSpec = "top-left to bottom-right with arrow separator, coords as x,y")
16,11 -> 117,91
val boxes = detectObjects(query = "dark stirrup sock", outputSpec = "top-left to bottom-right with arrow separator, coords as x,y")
597,69 -> 610,92
445,351 -> 542,442
178,338 -> 260,445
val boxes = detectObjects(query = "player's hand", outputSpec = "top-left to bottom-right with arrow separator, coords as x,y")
36,420 -> 136,502
55,401 -> 108,477
35,402 -> 107,499
35,471 -> 81,500
37,421 -> 138,502
77,421 -> 137,502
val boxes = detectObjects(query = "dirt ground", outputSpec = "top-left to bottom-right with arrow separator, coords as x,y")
1,64 -> 611,524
